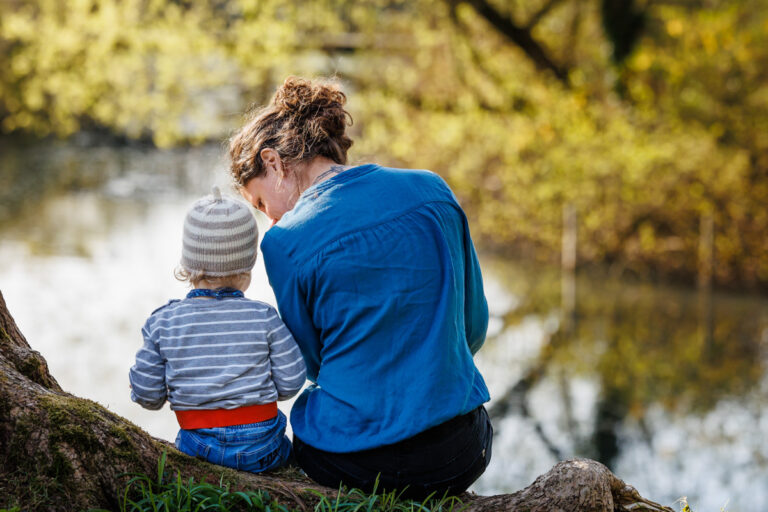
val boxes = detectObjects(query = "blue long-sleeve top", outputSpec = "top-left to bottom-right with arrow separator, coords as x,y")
261,164 -> 490,453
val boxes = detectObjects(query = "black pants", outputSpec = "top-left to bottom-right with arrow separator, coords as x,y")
293,406 -> 493,500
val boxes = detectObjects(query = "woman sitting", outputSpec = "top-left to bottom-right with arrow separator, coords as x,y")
229,76 -> 493,499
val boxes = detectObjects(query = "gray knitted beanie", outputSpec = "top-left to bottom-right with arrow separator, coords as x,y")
180,186 -> 258,277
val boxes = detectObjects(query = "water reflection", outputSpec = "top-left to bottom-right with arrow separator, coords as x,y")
1,142 -> 767,510
473,257 -> 768,509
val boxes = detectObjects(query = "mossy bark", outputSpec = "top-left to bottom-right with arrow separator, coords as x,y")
0,290 -> 674,512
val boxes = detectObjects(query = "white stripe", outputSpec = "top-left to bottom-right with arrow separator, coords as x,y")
132,369 -> 164,381
174,376 -> 266,388
152,307 -> 270,324
269,333 -> 294,345
183,236 -> 256,251
278,372 -> 307,381
158,330 -> 268,341
150,318 -> 273,336
167,353 -> 263,362
162,341 -> 267,351
131,381 -> 165,392
187,206 -> 251,224
183,223 -> 254,245
170,399 -> 204,406
271,345 -> 300,358
178,381 -> 265,397
175,373 -> 243,380
171,392 -> 274,407
135,356 -> 160,366
176,368 -> 270,379
175,364 -> 258,371
182,245 -> 255,263
159,319 -> 272,328
272,358 -> 304,370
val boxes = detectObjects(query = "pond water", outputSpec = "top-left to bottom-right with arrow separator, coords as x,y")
1,140 -> 767,511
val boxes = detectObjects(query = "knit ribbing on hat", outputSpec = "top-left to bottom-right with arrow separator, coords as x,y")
180,193 -> 258,277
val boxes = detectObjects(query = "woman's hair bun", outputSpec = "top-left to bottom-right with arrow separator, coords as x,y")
229,76 -> 354,185
273,76 -> 347,119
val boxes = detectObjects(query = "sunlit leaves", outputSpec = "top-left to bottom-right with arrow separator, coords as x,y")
1,0 -> 767,286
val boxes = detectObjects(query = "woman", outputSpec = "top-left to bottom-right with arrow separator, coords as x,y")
229,77 -> 492,499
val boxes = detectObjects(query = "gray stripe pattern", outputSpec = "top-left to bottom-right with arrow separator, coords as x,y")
180,187 -> 259,277
129,298 -> 306,411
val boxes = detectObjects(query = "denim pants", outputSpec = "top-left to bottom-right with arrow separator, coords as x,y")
294,406 -> 493,500
175,410 -> 292,473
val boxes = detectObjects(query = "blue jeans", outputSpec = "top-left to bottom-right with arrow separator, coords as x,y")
175,410 -> 292,473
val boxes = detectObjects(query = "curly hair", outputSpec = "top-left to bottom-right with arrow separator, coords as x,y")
229,76 -> 354,187
174,266 -> 251,290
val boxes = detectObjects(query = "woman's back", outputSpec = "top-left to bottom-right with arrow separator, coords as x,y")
262,164 -> 489,453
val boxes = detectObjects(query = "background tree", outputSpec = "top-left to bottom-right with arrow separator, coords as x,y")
1,0 -> 766,288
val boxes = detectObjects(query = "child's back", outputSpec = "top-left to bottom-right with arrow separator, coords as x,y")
135,297 -> 303,411
129,187 -> 306,473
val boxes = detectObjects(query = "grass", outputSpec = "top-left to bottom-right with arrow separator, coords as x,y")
88,452 -> 468,512
309,486 -> 467,512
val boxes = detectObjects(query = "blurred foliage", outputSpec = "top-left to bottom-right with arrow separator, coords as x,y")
1,0 -> 767,288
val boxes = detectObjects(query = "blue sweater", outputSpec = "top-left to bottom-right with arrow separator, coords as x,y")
261,164 -> 490,453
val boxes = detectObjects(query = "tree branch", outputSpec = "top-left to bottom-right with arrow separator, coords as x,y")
525,0 -> 566,30
461,0 -> 571,86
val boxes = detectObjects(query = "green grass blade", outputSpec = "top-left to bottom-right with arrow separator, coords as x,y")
157,450 -> 167,486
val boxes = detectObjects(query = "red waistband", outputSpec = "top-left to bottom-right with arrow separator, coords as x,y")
174,402 -> 278,429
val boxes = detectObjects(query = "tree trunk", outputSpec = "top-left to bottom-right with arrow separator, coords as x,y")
0,290 -> 674,512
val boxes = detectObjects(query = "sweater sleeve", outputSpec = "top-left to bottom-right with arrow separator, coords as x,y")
128,320 -> 167,410
266,308 -> 306,400
463,215 -> 489,355
263,239 -> 323,383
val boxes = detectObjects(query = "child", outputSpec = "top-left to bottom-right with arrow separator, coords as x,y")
129,186 -> 306,473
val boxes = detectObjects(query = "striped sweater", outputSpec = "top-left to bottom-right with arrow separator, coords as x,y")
129,297 -> 306,411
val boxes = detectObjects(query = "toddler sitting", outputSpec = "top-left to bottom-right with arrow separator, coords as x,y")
129,186 -> 305,472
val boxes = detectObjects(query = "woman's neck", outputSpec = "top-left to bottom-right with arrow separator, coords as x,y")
299,157 -> 349,192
